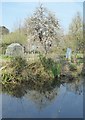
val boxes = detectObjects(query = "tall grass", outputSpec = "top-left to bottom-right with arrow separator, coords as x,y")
39,54 -> 61,79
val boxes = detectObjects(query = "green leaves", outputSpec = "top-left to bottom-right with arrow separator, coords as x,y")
51,63 -> 61,78
39,54 -> 61,79
1,57 -> 28,84
69,63 -> 77,71
2,72 -> 14,83
68,12 -> 83,52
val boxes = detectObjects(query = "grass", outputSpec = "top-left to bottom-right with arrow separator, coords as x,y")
0,52 -> 83,84
0,54 -> 13,60
1,52 -> 84,98
39,54 -> 62,79
76,53 -> 83,59
69,63 -> 77,71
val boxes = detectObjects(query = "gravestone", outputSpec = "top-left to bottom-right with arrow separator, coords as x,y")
66,48 -> 72,60
45,40 -> 52,53
31,44 -> 37,54
5,43 -> 24,57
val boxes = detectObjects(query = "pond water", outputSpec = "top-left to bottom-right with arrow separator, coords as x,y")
0,78 -> 83,118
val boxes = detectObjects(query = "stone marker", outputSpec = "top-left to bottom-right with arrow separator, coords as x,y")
5,43 -> 24,57
66,48 -> 72,60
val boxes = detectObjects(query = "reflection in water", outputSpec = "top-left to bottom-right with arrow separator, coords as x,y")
64,78 -> 83,95
0,94 -> 2,119
1,77 -> 83,118
65,82 -> 83,95
24,87 -> 59,110
24,78 -> 83,110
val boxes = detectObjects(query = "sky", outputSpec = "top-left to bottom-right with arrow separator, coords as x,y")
0,1 -> 83,33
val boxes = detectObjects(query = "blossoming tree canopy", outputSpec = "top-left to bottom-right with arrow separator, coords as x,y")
24,4 -> 63,53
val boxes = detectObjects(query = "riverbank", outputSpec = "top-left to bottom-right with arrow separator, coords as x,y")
0,54 -> 84,97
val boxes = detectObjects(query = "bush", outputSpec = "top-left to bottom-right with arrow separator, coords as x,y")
1,57 -> 28,83
69,63 -> 77,71
10,57 -> 28,74
2,72 -> 15,83
76,54 -> 83,59
51,63 -> 61,78
39,54 -> 62,78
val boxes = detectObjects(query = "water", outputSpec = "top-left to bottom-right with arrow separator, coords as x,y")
1,79 -> 83,118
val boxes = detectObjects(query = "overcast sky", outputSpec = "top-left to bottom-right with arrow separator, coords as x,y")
0,1 -> 83,33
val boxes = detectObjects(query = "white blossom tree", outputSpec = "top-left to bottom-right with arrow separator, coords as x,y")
24,4 -> 63,54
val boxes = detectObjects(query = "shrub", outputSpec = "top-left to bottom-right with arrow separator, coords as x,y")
10,57 -> 28,74
2,72 -> 15,83
1,57 -> 28,83
69,63 -> 77,71
39,54 -> 53,69
39,54 -> 62,79
76,54 -> 83,59
51,63 -> 61,78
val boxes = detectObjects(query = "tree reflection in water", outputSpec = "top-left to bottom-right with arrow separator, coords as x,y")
65,80 -> 83,95
24,87 -> 59,110
2,76 -> 83,110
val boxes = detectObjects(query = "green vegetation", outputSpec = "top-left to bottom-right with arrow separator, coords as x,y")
51,63 -> 61,78
0,31 -> 27,54
1,55 -> 62,93
76,54 -> 83,59
2,31 -> 27,45
0,55 -> 13,60
67,12 -> 83,53
1,52 -> 83,86
0,5 -> 84,94
69,63 -> 77,71
1,57 -> 28,83
39,54 -> 61,78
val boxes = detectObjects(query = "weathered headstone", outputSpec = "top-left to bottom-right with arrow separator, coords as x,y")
31,44 -> 37,54
45,40 -> 52,53
66,48 -> 72,60
5,43 -> 24,57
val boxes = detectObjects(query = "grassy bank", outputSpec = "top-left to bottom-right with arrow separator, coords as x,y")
1,54 -> 83,84
0,53 -> 84,98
